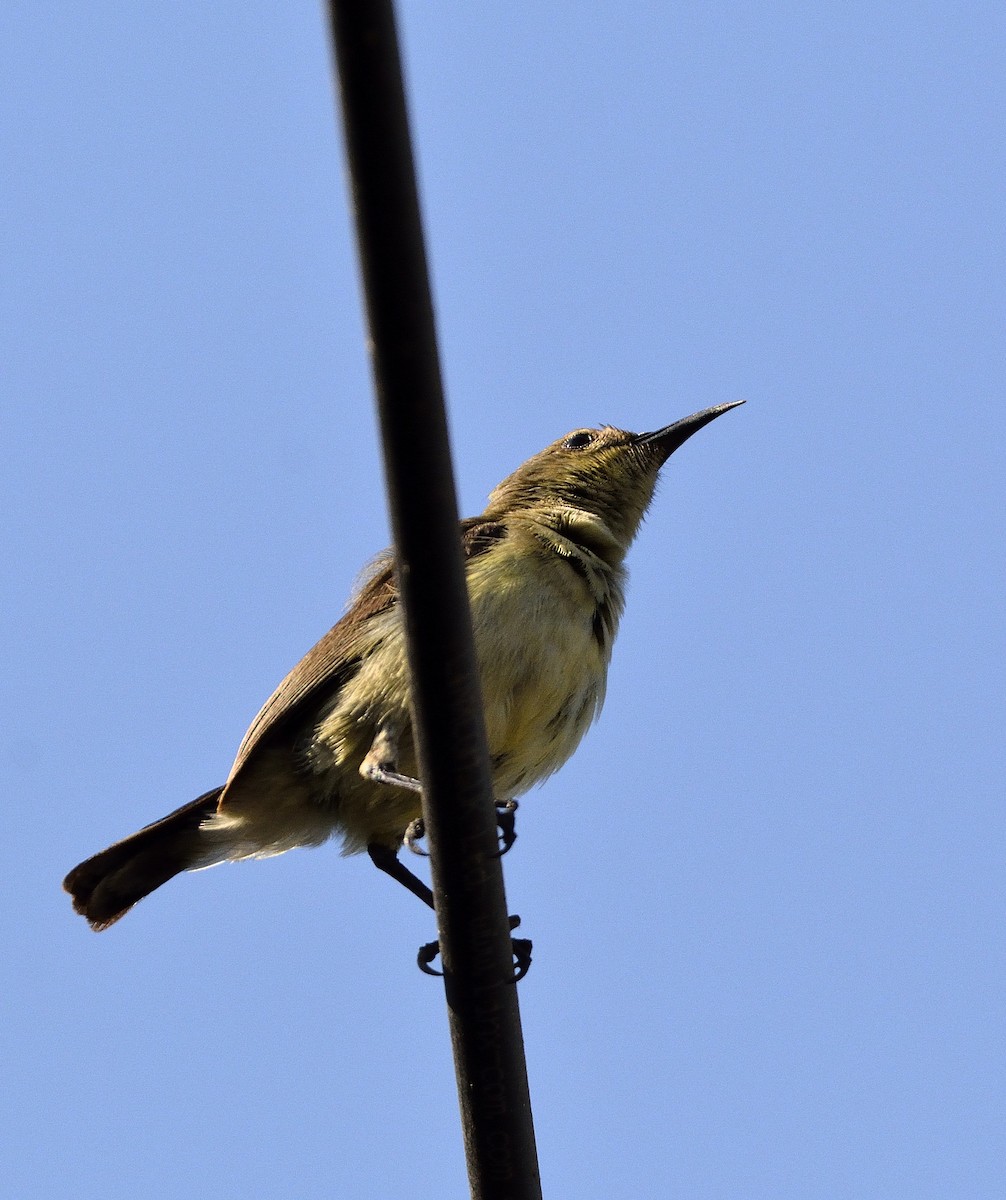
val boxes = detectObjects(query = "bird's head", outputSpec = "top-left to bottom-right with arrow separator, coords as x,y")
484,401 -> 744,561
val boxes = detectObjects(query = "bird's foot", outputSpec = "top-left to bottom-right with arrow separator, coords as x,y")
405,799 -> 517,859
494,798 -> 519,857
418,915 -> 532,982
404,817 -> 428,857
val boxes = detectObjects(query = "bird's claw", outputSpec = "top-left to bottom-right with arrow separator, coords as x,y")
493,798 -> 519,857
417,915 -> 532,982
407,801 -> 515,859
509,912 -> 533,981
417,938 -> 442,976
404,817 -> 429,857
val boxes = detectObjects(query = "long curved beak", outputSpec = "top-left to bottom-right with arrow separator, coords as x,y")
637,400 -> 745,464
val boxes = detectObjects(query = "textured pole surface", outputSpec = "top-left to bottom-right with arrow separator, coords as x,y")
327,4 -> 542,1198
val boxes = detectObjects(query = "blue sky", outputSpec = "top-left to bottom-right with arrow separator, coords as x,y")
3,4 -> 1003,1197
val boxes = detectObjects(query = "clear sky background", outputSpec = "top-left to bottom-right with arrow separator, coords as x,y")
3,4 -> 1003,1197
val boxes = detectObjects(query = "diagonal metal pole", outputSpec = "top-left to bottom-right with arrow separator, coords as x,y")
325,3 -> 542,1198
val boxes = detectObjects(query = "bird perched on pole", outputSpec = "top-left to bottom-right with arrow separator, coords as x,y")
64,400 -> 744,930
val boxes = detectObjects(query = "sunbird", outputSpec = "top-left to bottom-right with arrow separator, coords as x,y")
64,401 -> 743,929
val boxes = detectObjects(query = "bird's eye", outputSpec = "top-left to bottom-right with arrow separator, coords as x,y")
563,431 -> 596,451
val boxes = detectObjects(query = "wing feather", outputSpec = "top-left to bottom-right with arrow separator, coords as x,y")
223,519 -> 507,788
225,558 -> 397,783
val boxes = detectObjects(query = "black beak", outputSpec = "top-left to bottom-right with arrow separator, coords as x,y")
637,400 -> 745,464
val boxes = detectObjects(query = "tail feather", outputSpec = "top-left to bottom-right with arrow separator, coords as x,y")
63,788 -> 224,931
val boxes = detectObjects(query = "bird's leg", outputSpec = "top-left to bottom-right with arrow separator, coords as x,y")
359,722 -> 422,793
361,724 -> 428,857
367,842 -> 434,910
363,726 -> 529,977
362,726 -> 517,857
370,834 -> 532,980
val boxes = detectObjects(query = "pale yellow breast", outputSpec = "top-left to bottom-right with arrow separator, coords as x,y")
466,532 -> 614,796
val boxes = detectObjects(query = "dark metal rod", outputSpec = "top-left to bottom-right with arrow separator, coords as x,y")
326,3 -> 542,1197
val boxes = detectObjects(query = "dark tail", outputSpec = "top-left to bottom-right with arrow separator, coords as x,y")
63,787 -> 224,931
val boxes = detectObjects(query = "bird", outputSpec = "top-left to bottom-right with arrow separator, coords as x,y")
64,400 -> 743,930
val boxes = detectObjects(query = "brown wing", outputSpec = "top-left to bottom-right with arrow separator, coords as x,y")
221,518 -> 507,789
224,556 -> 398,785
